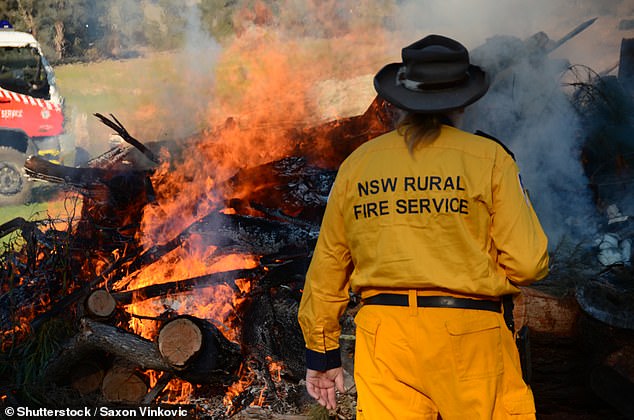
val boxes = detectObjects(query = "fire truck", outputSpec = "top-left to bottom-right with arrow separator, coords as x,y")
0,20 -> 64,204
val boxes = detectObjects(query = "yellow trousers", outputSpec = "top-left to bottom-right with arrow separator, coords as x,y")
354,304 -> 536,419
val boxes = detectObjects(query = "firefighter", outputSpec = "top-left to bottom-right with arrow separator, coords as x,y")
297,34 -> 549,419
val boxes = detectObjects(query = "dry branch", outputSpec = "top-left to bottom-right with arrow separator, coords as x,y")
112,267 -> 263,305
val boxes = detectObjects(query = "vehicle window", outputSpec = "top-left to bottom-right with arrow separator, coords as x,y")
0,46 -> 51,99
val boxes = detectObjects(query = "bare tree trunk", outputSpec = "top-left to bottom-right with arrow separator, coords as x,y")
54,20 -> 65,61
16,0 -> 36,36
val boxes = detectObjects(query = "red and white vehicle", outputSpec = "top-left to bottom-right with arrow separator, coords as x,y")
0,20 -> 64,204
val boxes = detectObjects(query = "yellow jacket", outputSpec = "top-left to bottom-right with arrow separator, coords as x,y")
298,125 -> 549,370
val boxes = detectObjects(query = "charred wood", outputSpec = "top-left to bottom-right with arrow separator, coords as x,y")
164,96 -> 395,227
0,217 -> 37,239
240,288 -> 305,381
222,156 -> 335,224
210,213 -> 317,256
93,113 -> 160,165
618,38 -> 634,94
141,372 -> 174,404
290,96 -> 396,169
111,267 -> 264,305
127,212 -> 315,275
590,365 -> 634,419
23,155 -> 155,250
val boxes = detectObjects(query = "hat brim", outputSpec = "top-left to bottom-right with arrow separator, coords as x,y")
373,62 -> 489,113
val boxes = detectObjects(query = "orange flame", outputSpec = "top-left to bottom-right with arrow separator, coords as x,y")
113,3 -> 396,408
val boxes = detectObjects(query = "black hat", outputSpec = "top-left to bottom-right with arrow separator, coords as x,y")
374,35 -> 489,113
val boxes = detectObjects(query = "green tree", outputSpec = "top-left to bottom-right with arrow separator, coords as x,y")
198,0 -> 239,41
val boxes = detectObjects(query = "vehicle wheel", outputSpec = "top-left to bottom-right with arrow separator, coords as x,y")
0,146 -> 32,205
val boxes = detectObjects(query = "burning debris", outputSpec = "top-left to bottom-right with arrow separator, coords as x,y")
1,16 -> 634,420
0,97 -> 394,417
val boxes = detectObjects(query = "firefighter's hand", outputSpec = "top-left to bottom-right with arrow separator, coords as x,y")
305,367 -> 344,410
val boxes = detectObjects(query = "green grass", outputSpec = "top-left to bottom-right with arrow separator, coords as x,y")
0,186 -> 82,247
55,50 -> 218,158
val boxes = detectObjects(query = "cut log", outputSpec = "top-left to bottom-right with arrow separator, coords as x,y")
69,358 -> 107,395
101,363 -> 149,403
44,318 -> 241,386
44,318 -> 172,378
85,289 -> 117,319
157,315 -> 242,385
158,317 -> 203,367
514,287 -> 581,337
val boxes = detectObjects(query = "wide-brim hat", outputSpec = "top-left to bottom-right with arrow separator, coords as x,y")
374,34 -> 489,113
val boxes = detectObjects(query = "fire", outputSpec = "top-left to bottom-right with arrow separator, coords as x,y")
222,357 -> 286,413
266,356 -> 283,383
106,4 -> 396,411
138,23 -> 391,248
119,243 -> 258,341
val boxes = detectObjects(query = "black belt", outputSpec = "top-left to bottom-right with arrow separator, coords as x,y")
362,293 -> 501,313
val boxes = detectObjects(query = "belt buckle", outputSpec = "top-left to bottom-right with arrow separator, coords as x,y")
439,296 -> 456,307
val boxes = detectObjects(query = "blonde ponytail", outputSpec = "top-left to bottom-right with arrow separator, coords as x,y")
396,113 -> 443,154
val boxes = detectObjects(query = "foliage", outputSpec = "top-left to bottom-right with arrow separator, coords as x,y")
0,318 -> 75,405
0,0 -> 402,62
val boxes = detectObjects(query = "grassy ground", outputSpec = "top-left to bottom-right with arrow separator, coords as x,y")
0,185 -> 82,246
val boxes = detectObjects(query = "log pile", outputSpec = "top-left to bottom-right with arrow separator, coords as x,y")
0,99 -> 395,416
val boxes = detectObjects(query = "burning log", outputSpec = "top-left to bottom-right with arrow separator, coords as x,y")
223,156 -> 336,223
142,372 -> 174,404
45,317 -> 241,389
157,315 -> 242,385
112,267 -> 263,305
125,211 -> 316,276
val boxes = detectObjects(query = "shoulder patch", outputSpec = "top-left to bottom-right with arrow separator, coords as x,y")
474,130 -> 515,161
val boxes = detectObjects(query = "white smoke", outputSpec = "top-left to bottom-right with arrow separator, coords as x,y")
381,0 -> 634,246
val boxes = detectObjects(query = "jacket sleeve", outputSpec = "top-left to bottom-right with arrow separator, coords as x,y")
297,171 -> 353,371
491,151 -> 549,285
